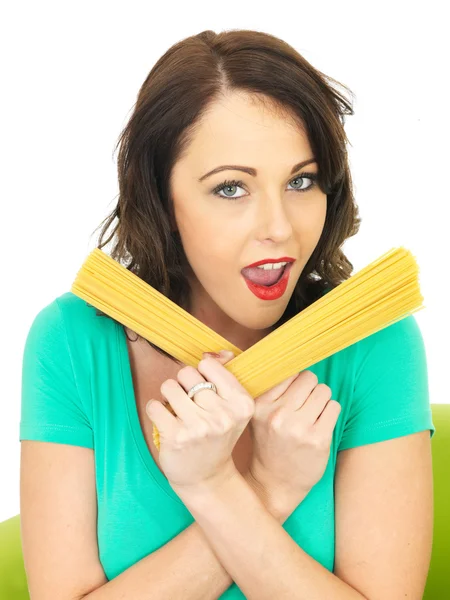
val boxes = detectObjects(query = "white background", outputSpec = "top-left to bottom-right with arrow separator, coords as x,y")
1,1 -> 448,522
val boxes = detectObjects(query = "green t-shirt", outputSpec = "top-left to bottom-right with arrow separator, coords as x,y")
19,291 -> 435,597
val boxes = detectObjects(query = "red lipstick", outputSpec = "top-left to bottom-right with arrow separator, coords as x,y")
241,262 -> 294,300
243,257 -> 295,268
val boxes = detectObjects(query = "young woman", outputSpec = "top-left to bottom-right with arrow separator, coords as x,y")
20,28 -> 435,600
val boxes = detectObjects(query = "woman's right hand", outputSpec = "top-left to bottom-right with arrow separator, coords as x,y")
146,350 -> 255,494
248,370 -> 342,509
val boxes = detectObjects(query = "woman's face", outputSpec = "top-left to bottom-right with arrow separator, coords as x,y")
169,91 -> 327,351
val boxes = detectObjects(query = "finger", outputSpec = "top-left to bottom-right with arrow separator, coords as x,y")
297,384 -> 333,426
264,371 -> 316,418
313,400 -> 342,437
176,363 -> 221,415
254,372 -> 300,406
146,399 -> 180,440
202,350 -> 235,365
197,353 -> 253,415
160,376 -> 206,426
277,371 -> 322,415
197,352 -> 245,398
190,351 -> 239,417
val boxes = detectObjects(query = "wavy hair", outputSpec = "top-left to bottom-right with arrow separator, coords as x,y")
91,28 -> 361,364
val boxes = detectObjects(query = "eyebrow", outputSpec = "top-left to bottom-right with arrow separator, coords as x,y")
198,158 -> 317,183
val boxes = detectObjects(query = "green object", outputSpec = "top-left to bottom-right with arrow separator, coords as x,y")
423,403 -> 450,599
1,403 -> 448,598
5,293 -> 445,596
0,514 -> 29,599
17,295 -> 437,595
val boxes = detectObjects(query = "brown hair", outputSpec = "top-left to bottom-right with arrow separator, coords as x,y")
90,28 -> 361,364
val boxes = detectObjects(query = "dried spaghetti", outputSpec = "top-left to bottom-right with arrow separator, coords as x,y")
71,246 -> 424,450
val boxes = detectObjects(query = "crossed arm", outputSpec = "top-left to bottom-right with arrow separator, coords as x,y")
174,430 -> 433,600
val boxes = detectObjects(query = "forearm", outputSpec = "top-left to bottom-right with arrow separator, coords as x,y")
82,472 -> 289,600
81,520 -> 231,600
177,470 -> 368,600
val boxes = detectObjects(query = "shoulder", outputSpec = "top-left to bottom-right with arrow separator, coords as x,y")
359,312 -> 422,350
27,292 -> 107,336
40,292 -> 119,354
25,291 -> 119,389
354,313 -> 425,380
55,291 -> 112,332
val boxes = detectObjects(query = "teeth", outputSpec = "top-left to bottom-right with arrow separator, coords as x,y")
256,261 -> 288,270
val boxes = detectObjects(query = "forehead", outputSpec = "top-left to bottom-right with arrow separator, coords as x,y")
176,92 -> 312,173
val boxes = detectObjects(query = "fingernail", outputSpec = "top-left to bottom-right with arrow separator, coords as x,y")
203,352 -> 221,358
220,350 -> 234,358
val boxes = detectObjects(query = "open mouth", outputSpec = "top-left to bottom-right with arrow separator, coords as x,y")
241,263 -> 289,287
241,262 -> 294,300
260,264 -> 287,286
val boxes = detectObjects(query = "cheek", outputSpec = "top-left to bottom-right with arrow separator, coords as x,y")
176,207 -> 228,267
176,204 -> 216,241
299,197 -> 327,230
293,200 -> 327,248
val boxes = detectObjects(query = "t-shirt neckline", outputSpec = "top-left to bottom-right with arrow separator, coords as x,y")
116,322 -> 183,504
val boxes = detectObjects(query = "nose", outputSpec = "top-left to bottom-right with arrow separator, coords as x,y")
256,194 -> 294,243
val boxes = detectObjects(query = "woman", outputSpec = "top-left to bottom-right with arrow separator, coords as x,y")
20,29 -> 435,599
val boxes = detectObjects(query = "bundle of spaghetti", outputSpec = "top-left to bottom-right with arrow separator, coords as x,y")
71,246 -> 424,451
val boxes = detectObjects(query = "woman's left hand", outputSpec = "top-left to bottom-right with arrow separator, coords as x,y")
248,370 -> 342,510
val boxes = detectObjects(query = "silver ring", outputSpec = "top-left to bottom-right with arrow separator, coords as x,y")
187,381 -> 217,400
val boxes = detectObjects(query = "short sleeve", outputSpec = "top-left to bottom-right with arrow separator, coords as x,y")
338,314 -> 435,451
20,299 -> 94,449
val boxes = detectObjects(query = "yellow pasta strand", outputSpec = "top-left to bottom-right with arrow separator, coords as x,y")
71,246 -> 424,451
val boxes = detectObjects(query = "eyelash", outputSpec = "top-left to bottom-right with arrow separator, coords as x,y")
211,172 -> 319,201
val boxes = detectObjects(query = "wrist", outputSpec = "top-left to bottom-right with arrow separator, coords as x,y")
171,462 -> 241,504
246,464 -> 307,523
243,470 -> 291,523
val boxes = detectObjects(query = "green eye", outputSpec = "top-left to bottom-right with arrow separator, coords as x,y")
212,172 -> 318,201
